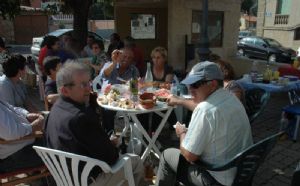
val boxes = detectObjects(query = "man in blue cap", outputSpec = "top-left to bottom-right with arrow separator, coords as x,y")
155,61 -> 253,186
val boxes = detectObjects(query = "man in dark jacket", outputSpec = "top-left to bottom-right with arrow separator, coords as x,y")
45,61 -> 145,185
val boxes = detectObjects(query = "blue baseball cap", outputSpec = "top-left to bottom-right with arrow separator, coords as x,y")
181,61 -> 224,85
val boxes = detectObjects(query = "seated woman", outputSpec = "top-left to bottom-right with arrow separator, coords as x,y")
151,46 -> 174,87
140,47 -> 176,131
0,54 -> 38,112
84,40 -> 108,79
214,59 -> 246,104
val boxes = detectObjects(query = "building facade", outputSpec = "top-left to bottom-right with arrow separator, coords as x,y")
257,0 -> 300,50
114,0 -> 242,71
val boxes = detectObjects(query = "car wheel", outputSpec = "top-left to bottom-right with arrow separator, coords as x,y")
268,54 -> 276,62
238,48 -> 244,56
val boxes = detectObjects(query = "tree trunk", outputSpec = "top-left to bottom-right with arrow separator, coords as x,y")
71,0 -> 92,51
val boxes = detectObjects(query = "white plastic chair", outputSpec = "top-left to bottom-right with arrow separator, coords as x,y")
92,74 -> 102,93
33,146 -> 135,186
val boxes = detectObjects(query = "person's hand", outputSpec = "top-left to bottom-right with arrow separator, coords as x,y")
111,49 -> 123,65
167,95 -> 182,106
174,122 -> 187,137
26,113 -> 42,122
83,60 -> 90,65
110,134 -> 119,147
31,115 -> 44,133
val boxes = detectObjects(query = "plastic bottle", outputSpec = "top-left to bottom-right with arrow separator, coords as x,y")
250,61 -> 258,82
170,80 -> 178,95
144,62 -> 153,92
119,137 -> 127,154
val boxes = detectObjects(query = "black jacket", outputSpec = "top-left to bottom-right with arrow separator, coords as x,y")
45,96 -> 119,166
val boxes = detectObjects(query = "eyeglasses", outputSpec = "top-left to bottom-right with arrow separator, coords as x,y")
189,80 -> 211,89
64,81 -> 92,89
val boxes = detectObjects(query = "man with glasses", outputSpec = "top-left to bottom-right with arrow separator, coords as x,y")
44,62 -> 146,185
155,61 -> 253,186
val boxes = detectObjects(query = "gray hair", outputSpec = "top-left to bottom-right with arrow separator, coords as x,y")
56,60 -> 90,94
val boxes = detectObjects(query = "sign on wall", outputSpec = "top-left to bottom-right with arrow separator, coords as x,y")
130,14 -> 156,39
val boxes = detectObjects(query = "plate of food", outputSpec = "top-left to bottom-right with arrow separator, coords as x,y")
154,88 -> 171,102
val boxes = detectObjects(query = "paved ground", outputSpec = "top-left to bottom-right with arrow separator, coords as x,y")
26,85 -> 300,186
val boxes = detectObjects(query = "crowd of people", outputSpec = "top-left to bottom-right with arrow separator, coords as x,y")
0,34 -> 254,186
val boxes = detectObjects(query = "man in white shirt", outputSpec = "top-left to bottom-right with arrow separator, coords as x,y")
0,100 -> 44,173
155,61 -> 253,186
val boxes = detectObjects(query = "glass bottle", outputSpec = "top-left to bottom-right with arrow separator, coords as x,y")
130,70 -> 138,101
144,62 -> 153,92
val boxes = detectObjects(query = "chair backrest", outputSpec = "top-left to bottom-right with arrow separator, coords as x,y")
288,90 -> 300,105
200,132 -> 284,186
245,88 -> 270,123
291,161 -> 300,186
33,146 -> 135,186
92,74 -> 102,93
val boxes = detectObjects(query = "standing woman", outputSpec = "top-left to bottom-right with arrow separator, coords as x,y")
0,54 -> 37,112
150,46 -> 174,86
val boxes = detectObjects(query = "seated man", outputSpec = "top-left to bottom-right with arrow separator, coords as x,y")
0,100 -> 44,172
45,62 -> 146,185
43,56 -> 61,109
100,48 -> 140,132
155,61 -> 253,186
100,48 -> 140,84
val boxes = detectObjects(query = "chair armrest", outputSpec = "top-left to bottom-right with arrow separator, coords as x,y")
0,131 -> 43,144
111,156 -> 130,173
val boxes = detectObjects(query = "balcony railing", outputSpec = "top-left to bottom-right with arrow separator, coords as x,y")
51,14 -> 73,21
274,14 -> 289,25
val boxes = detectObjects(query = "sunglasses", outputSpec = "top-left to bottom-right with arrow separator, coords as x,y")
189,80 -> 211,89
64,81 -> 92,89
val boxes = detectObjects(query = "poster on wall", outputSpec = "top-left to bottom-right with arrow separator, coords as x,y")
131,14 -> 155,39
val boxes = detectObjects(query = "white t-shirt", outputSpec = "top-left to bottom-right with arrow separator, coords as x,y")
182,88 -> 253,186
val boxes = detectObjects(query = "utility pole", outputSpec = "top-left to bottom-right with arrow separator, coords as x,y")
197,0 -> 211,62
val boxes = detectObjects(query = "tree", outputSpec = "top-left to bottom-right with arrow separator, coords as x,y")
0,0 -> 21,20
63,0 -> 93,49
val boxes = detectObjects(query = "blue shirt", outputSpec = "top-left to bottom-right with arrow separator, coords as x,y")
100,62 -> 140,85
0,75 -> 28,108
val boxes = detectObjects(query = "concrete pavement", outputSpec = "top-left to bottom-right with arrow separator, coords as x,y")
27,87 -> 300,186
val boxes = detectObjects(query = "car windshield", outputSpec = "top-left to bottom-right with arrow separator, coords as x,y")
265,38 -> 282,47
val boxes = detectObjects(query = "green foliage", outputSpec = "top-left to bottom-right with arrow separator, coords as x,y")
241,0 -> 253,13
0,0 -> 21,20
89,1 -> 114,20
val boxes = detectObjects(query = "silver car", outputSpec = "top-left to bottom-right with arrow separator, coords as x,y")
31,29 -> 108,56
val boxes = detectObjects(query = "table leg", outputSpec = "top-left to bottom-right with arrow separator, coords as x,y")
129,107 -> 173,161
294,116 -> 300,141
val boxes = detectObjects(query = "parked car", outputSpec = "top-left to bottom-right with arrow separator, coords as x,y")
31,29 -> 108,56
297,47 -> 300,57
237,36 -> 296,63
238,30 -> 254,40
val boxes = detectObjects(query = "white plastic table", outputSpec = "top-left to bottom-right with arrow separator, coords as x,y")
97,100 -> 173,161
